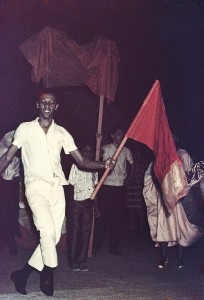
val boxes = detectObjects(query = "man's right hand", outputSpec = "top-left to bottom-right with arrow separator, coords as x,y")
104,158 -> 115,170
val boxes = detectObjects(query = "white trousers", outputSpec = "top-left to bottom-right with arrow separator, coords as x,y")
25,180 -> 65,271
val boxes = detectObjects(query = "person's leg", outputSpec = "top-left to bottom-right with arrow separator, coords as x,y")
69,200 -> 81,271
93,186 -> 110,251
65,185 -> 75,266
6,178 -> 20,254
109,186 -> 126,254
27,183 -> 65,270
8,181 -> 35,295
40,265 -> 54,296
28,184 -> 65,296
158,242 -> 168,269
10,263 -> 33,295
176,244 -> 186,268
0,179 -> 10,249
76,199 -> 93,270
11,181 -> 65,296
0,178 -> 20,255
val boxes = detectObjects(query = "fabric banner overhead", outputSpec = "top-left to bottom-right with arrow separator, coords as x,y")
20,26 -> 120,102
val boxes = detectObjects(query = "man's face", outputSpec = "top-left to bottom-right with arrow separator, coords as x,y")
111,128 -> 124,146
37,93 -> 58,119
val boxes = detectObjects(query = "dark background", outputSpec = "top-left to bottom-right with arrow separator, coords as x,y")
0,0 -> 204,160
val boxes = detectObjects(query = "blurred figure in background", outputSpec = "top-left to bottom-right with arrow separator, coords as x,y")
0,130 -> 20,255
143,136 -> 204,269
126,149 -> 147,233
67,143 -> 98,272
93,127 -> 134,255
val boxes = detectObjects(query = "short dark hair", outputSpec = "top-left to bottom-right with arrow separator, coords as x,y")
111,126 -> 125,135
38,90 -> 58,103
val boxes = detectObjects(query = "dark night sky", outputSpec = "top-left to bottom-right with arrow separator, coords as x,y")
0,0 -> 204,159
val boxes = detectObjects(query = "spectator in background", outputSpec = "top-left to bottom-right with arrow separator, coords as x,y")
126,149 -> 147,233
93,127 -> 134,255
67,143 -> 98,272
0,130 -> 20,255
143,136 -> 204,269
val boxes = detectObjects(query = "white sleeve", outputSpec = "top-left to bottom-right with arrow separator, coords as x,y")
12,124 -> 25,149
62,129 -> 78,154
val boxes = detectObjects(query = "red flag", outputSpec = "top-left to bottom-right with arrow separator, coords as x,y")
125,80 -> 189,210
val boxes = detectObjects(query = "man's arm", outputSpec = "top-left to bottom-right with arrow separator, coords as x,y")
70,149 -> 114,170
0,144 -> 19,174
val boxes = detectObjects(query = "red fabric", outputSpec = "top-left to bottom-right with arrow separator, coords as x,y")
20,26 -> 120,102
126,80 -> 177,182
125,80 -> 189,208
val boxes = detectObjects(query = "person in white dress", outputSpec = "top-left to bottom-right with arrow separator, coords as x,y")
143,144 -> 204,269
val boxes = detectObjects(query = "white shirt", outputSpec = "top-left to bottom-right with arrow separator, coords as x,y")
102,143 -> 134,186
68,164 -> 98,201
0,130 -> 20,180
13,118 -> 77,186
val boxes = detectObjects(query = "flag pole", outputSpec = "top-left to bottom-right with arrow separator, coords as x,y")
88,94 -> 104,257
90,136 -> 128,200
95,95 -> 104,161
91,80 -> 158,200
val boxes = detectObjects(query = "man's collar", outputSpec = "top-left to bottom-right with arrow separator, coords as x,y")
35,117 -> 55,126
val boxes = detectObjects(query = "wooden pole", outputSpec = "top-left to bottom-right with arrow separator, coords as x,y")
95,95 -> 104,161
88,94 -> 104,257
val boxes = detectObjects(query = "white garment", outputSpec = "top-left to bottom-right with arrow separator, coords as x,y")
0,130 -> 20,180
13,118 -> 77,186
12,119 -> 77,271
68,164 -> 98,201
26,180 -> 65,271
102,143 -> 134,186
143,161 -> 203,247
